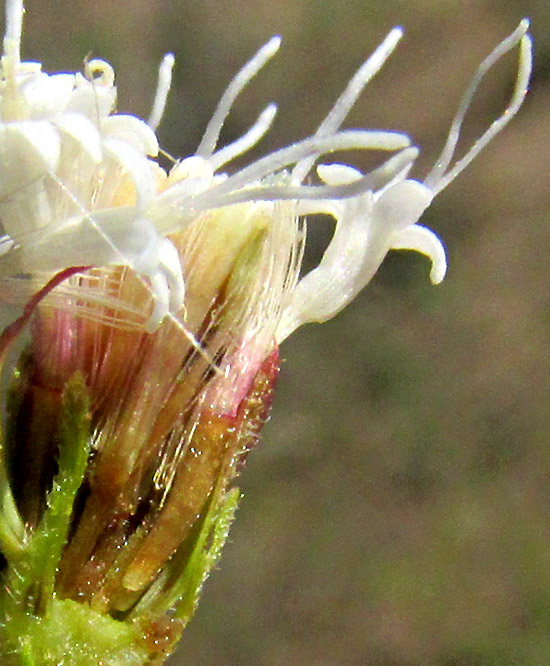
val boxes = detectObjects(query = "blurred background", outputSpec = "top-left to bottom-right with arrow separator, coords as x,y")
19,1 -> 550,664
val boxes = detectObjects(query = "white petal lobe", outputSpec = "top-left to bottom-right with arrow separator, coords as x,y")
55,112 -> 103,163
102,115 -> 159,156
391,224 -> 447,284
373,180 -> 433,231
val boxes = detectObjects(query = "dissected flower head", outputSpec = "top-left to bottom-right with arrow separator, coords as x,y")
0,1 -> 532,664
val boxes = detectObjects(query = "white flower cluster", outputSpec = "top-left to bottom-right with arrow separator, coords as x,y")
0,0 -> 532,335
0,0 -> 185,328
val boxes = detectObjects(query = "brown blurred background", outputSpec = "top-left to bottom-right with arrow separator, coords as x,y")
17,0 -> 550,664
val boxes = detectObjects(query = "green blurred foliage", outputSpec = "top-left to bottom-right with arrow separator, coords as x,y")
12,0 -> 550,664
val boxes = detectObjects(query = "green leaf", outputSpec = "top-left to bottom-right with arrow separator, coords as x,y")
34,372 -> 91,606
1,598 -> 149,666
174,486 -> 240,623
134,485 -> 240,625
0,374 -> 93,661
